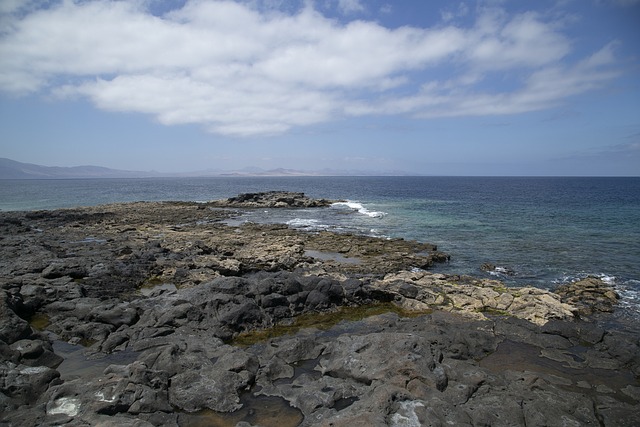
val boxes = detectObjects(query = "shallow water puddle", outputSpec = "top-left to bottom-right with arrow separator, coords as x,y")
29,313 -> 51,331
138,282 -> 177,296
304,249 -> 362,264
69,237 -> 108,244
230,303 -> 430,346
52,340 -> 139,381
480,340 -> 639,402
178,394 -> 303,427
274,357 -> 322,386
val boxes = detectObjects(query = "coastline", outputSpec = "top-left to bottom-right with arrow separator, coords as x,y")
1,193 -> 638,426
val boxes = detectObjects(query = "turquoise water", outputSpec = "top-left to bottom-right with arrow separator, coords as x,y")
1,176 -> 639,315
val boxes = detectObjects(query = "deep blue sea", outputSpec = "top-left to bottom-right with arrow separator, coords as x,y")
1,176 -> 639,319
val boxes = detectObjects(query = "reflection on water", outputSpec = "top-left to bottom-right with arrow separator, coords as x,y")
52,339 -> 139,381
29,313 -> 51,331
304,249 -> 362,265
138,282 -> 177,296
178,394 -> 303,427
480,340 -> 639,404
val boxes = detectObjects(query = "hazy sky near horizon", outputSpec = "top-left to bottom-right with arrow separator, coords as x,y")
1,0 -> 639,175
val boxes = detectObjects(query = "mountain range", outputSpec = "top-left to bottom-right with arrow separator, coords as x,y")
0,158 -> 160,179
0,158 -> 411,179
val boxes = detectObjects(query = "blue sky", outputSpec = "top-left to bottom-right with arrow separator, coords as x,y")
1,0 -> 639,175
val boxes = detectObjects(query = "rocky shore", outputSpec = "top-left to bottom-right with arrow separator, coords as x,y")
1,192 -> 638,426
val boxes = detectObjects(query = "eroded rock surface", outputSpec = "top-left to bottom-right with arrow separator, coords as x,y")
1,198 -> 637,426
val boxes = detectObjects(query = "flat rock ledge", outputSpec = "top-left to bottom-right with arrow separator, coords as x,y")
1,199 -> 638,426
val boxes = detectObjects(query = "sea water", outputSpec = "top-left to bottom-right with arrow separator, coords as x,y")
1,176 -> 638,317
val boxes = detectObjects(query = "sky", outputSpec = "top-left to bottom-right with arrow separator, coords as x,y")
0,0 -> 639,176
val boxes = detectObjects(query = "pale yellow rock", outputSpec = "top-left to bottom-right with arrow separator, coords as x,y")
371,270 -> 577,326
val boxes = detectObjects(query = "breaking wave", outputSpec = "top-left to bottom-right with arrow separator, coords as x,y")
331,201 -> 387,218
285,218 -> 329,231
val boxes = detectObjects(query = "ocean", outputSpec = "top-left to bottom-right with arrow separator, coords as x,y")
2,176 -> 639,319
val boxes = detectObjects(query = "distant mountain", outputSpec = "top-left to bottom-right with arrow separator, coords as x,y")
0,158 -> 418,179
218,168 -> 319,176
0,158 -> 158,179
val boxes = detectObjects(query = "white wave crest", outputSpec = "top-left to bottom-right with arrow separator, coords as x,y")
286,218 -> 328,230
615,280 -> 640,321
487,266 -> 513,276
552,273 -> 618,286
332,201 -> 387,218
598,274 -> 616,285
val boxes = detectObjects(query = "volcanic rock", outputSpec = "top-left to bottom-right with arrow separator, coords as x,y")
0,199 -> 637,426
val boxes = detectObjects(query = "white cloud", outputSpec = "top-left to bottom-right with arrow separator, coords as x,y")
346,43 -> 619,118
441,2 -> 469,23
470,11 -> 571,69
0,0 -> 622,136
337,0 -> 364,15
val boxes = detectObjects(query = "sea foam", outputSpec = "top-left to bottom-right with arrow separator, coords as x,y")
286,218 -> 328,231
331,201 -> 387,218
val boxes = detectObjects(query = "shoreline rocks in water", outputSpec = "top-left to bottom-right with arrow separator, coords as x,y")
208,191 -> 338,208
1,193 -> 638,426
556,276 -> 621,316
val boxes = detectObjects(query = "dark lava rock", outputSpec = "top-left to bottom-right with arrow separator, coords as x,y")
0,362 -> 61,411
0,291 -> 32,345
1,199 -> 638,427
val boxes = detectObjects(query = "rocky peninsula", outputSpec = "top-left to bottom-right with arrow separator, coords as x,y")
1,192 -> 638,426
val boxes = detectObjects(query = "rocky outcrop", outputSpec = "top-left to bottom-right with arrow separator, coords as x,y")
209,191 -> 336,208
374,271 -> 576,325
556,276 -> 620,316
0,199 -> 637,426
